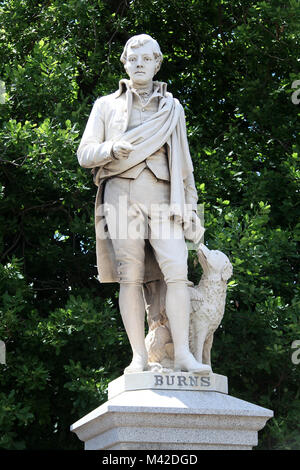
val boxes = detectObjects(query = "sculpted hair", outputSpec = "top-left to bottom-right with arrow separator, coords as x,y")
120,34 -> 163,73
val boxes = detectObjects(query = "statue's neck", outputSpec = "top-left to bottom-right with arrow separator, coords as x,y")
129,80 -> 154,96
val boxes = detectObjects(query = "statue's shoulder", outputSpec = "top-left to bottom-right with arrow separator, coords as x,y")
95,91 -> 117,104
92,91 -> 120,113
168,94 -> 184,113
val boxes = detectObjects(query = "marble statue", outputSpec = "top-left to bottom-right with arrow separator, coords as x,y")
77,34 -> 210,375
71,35 -> 274,454
145,244 -> 233,372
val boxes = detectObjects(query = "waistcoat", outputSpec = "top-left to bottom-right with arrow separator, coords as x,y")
117,90 -> 170,181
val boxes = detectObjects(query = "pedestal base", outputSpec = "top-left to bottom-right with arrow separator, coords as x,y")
70,372 -> 273,450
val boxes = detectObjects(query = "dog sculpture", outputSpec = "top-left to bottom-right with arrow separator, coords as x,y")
144,244 -> 232,372
189,243 -> 233,367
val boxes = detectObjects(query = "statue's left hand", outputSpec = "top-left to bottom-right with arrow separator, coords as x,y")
183,211 -> 205,244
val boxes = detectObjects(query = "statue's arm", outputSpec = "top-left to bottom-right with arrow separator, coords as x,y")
178,107 -> 198,211
77,98 -> 115,168
184,172 -> 198,212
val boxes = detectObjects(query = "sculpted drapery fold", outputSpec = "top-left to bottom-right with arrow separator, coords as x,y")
77,80 -> 198,214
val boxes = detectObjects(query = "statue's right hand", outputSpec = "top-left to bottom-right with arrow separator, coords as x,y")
112,140 -> 133,159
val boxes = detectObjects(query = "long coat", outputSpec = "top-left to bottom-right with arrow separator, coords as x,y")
77,80 -> 199,283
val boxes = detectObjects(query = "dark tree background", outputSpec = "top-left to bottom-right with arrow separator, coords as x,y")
0,0 -> 299,449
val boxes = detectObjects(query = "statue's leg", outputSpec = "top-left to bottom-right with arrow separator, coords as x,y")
149,214 -> 211,374
193,326 -> 208,364
165,283 -> 210,373
119,283 -> 148,373
202,332 -> 214,367
104,176 -> 148,374
113,232 -> 149,373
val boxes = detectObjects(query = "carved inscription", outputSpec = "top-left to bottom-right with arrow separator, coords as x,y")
154,374 -> 211,388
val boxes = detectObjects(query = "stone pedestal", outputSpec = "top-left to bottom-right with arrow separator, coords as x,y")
70,371 -> 273,450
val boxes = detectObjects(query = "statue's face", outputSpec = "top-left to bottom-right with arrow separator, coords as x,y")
125,41 -> 157,85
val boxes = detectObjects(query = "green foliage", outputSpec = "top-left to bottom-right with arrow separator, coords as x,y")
0,258 -> 128,449
0,0 -> 299,449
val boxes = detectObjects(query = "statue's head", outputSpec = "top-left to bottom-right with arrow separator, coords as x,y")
120,34 -> 163,84
197,244 -> 233,282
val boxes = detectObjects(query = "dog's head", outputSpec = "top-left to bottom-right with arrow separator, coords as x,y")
197,244 -> 233,281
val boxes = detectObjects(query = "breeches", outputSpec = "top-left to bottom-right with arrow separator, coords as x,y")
103,168 -> 188,285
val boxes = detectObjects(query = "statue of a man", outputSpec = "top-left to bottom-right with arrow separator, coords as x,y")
77,34 -> 210,375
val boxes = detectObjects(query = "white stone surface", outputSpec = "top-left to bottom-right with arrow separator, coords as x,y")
72,34 -> 273,451
70,388 -> 273,450
108,371 -> 228,399
146,244 -> 233,371
77,33 -> 214,376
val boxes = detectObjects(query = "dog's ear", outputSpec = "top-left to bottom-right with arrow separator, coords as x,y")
221,260 -> 233,281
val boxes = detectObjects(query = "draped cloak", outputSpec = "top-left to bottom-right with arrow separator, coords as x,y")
77,80 -> 198,283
